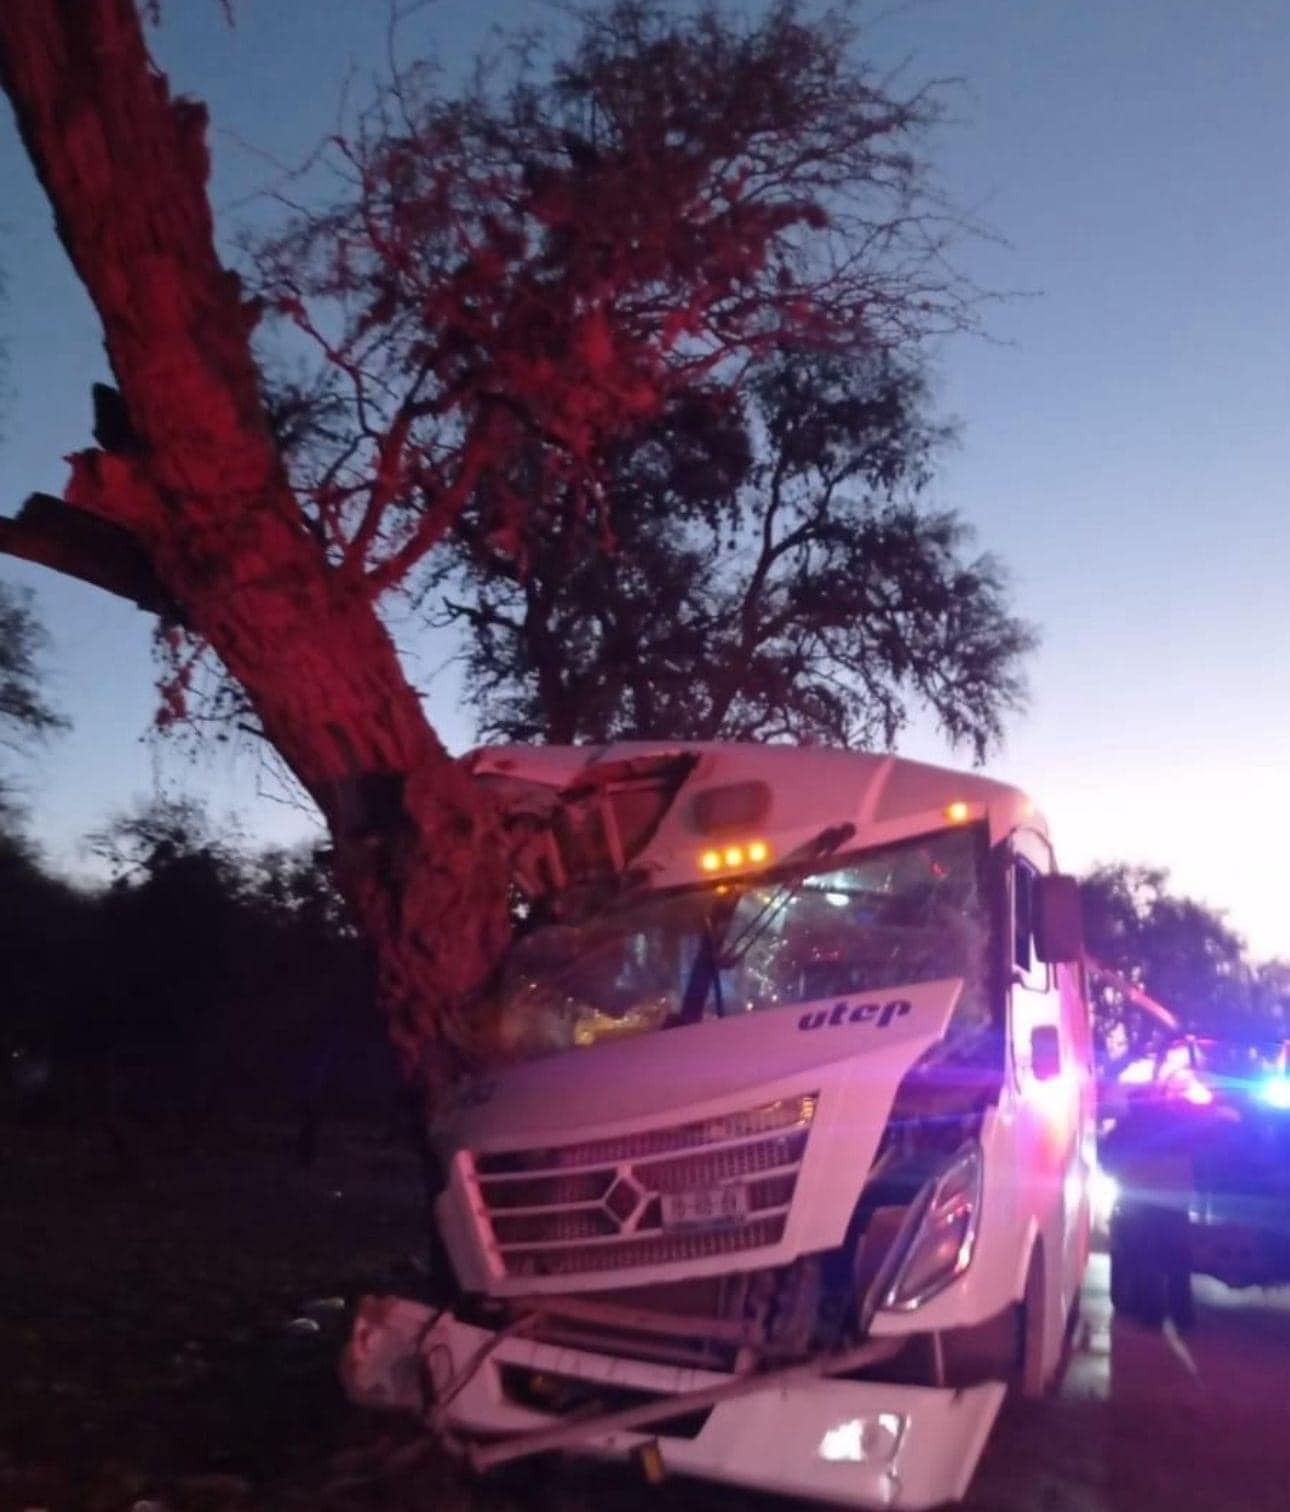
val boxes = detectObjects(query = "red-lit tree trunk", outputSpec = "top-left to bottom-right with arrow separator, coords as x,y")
0,0 -> 509,1094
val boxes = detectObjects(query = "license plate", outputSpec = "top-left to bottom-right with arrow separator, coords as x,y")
660,1183 -> 750,1230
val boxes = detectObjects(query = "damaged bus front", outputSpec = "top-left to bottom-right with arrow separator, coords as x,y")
345,743 -> 1093,1510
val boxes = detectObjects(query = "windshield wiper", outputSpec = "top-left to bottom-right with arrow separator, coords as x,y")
669,821 -> 857,1029
719,821 -> 857,966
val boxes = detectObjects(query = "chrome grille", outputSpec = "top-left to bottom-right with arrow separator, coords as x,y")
481,1169 -> 614,1210
504,1216 -> 788,1278
490,1207 -> 620,1246
636,1130 -> 808,1192
470,1093 -> 815,1278
476,1094 -> 816,1173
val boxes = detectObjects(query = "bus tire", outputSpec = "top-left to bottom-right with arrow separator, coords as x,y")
1008,1247 -> 1048,1400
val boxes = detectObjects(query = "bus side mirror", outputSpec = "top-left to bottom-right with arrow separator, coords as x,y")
1035,874 -> 1083,964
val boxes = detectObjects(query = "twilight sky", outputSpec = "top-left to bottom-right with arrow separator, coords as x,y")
2,1 -> 1288,956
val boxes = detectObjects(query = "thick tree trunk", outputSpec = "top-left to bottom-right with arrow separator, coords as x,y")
0,0 -> 510,1093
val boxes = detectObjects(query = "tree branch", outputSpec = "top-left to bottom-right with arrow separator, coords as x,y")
0,493 -> 181,620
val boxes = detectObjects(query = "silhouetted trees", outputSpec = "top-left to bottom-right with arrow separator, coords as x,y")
439,351 -> 1032,752
0,0 -> 993,1095
1,799 -> 390,1145
1082,862 -> 1288,1053
0,580 -> 67,814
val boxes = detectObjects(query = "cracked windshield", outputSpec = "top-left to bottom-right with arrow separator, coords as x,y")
497,826 -> 990,1057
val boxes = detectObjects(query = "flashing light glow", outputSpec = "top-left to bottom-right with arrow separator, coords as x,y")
1091,1167 -> 1120,1229
1181,1077 -> 1214,1106
724,845 -> 745,867
1260,1076 -> 1290,1111
699,850 -> 721,872
1027,1063 -> 1077,1137
944,800 -> 971,824
1162,1044 -> 1192,1077
747,840 -> 769,864
1118,1057 -> 1155,1086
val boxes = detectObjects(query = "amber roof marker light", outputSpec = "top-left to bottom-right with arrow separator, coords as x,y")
697,839 -> 772,875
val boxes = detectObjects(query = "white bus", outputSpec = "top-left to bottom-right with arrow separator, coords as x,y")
345,742 -> 1094,1510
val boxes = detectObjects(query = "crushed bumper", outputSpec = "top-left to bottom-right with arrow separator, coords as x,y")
343,1297 -> 1005,1510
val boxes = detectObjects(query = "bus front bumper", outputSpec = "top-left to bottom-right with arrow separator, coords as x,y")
344,1298 -> 1006,1510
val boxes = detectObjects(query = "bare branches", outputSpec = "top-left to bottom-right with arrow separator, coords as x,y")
251,0 -> 983,599
0,580 -> 69,755
446,350 -> 1034,760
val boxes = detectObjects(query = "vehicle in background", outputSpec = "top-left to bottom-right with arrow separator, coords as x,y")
1112,1035 -> 1288,1108
344,743 -> 1093,1510
1101,1033 -> 1290,1326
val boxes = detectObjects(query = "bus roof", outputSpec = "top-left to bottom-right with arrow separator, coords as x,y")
470,742 -> 1049,889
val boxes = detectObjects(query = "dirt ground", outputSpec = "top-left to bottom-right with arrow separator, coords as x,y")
3,1118 -> 1290,1512
0,1117 -> 434,1511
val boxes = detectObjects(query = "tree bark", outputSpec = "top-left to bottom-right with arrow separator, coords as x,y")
0,493 -> 179,618
0,0 -> 510,1092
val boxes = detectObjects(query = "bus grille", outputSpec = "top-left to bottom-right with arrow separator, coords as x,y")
469,1094 -> 815,1279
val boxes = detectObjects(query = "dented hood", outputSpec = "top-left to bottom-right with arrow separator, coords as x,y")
436,977 -> 963,1158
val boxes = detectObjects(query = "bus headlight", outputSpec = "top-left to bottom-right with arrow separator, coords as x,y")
818,1412 -> 906,1465
882,1143 -> 983,1310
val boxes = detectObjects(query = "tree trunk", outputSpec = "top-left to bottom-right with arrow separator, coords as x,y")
0,0 -> 510,1094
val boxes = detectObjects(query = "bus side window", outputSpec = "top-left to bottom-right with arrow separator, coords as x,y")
1013,858 -> 1049,992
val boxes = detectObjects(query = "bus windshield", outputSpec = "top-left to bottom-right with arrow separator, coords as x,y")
493,826 -> 994,1060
